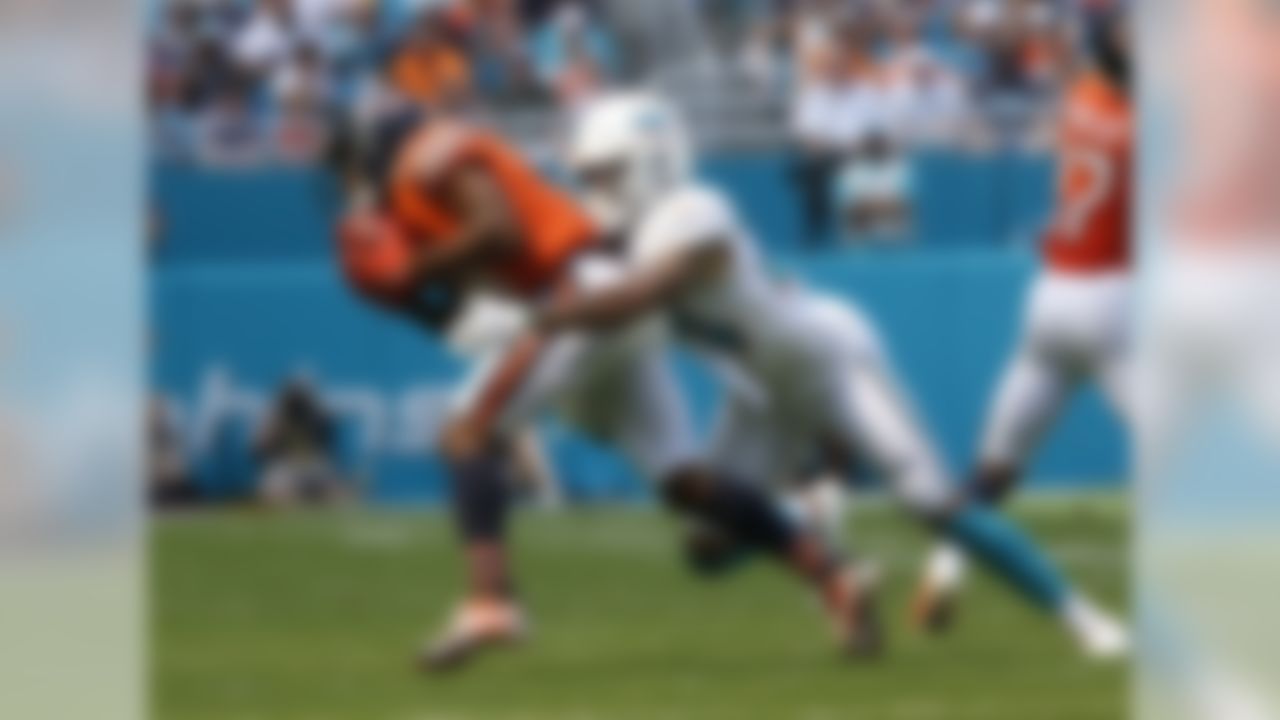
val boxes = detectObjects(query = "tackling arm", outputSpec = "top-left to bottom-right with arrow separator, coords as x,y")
536,241 -> 728,333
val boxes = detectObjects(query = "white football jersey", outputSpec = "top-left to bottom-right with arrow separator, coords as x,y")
627,184 -> 953,514
628,183 -> 814,379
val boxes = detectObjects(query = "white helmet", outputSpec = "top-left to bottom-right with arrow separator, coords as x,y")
567,92 -> 694,233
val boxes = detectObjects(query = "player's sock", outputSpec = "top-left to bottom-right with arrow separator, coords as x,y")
922,542 -> 966,593
451,452 -> 511,545
782,476 -> 850,553
910,541 -> 967,632
942,504 -> 1070,613
972,464 -> 1020,506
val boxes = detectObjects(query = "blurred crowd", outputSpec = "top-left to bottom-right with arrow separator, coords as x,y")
754,0 -> 1096,242
149,0 -> 1099,169
149,0 -> 621,167
737,0 -> 1091,147
149,0 -> 1107,245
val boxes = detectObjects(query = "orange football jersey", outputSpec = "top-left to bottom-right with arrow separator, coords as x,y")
388,120 -> 596,296
1042,72 -> 1132,273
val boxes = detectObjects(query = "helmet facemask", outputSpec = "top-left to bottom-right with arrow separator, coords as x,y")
569,94 -> 695,235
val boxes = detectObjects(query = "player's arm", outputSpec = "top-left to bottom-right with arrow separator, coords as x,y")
536,240 -> 728,333
404,163 -> 520,286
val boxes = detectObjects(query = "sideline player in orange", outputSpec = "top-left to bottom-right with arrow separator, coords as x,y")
334,110 -> 879,671
914,7 -> 1133,630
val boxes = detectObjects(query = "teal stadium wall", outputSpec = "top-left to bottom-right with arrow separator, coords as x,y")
150,152 -> 1125,503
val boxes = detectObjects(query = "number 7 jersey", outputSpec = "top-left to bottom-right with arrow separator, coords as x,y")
1042,72 -> 1132,273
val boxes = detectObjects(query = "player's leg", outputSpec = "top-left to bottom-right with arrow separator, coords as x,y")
973,342 -> 1077,504
422,333 -> 588,671
680,390 -> 782,576
507,426 -> 564,510
781,469 -> 854,561
829,324 -> 1127,657
611,353 -> 882,657
913,297 -> 1078,626
1090,275 -> 1135,429
693,391 -> 858,580
822,352 -> 967,631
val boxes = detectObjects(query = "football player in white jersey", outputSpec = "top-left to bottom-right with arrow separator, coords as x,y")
537,92 -> 1129,659
336,115 -> 878,671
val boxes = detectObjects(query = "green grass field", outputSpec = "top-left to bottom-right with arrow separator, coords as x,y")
154,496 -> 1128,719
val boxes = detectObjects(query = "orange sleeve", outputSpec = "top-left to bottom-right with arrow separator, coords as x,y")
441,49 -> 471,97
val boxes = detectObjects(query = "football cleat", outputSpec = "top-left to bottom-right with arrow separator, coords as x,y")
1062,595 -> 1130,661
910,543 -> 966,634
418,597 -> 529,673
827,562 -> 885,660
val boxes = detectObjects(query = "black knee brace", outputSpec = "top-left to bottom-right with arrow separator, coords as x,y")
451,451 -> 510,543
664,468 -> 796,556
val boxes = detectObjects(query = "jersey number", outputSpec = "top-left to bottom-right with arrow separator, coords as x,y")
1051,148 -> 1114,242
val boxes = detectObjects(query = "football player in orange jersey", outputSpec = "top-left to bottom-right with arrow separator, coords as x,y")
913,8 -> 1134,635
334,110 -> 879,671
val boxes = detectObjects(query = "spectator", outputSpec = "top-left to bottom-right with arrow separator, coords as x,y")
183,34 -> 242,110
294,0 -> 364,39
459,0 -> 542,102
529,2 -> 617,108
271,41 -> 333,109
389,9 -> 472,110
298,0 -> 385,85
789,13 -> 874,245
150,13 -> 197,161
960,0 -> 1057,147
879,9 -> 975,147
893,60 -> 974,147
150,1 -> 201,90
270,87 -> 333,165
203,0 -> 253,38
738,16 -> 786,92
548,26 -> 608,109
789,0 -> 844,82
253,376 -> 347,508
835,132 -> 915,243
232,0 -> 299,78
267,43 -> 335,164
195,80 -> 267,168
145,0 -> 1089,170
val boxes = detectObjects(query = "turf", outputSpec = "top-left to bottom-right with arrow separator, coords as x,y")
153,496 -> 1128,719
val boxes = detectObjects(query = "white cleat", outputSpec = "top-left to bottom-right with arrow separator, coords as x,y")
1063,596 -> 1131,660
418,597 -> 529,673
910,543 -> 967,634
